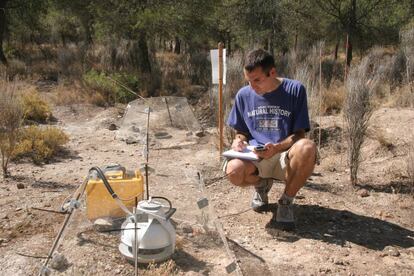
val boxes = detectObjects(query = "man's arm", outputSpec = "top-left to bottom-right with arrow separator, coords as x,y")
255,129 -> 306,159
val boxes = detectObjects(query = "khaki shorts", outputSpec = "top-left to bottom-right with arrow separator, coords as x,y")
223,150 -> 290,181
252,150 -> 290,181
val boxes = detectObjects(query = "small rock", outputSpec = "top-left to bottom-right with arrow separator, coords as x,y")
94,217 -> 114,232
1,214 -> 9,219
333,258 -> 345,265
358,189 -> 369,197
154,132 -> 172,139
108,123 -> 118,131
15,207 -> 22,212
195,130 -> 205,137
383,246 -> 400,257
16,183 -> 25,189
50,252 -> 69,271
181,223 -> 193,234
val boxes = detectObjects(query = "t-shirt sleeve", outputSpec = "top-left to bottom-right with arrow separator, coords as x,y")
227,93 -> 249,134
293,84 -> 311,132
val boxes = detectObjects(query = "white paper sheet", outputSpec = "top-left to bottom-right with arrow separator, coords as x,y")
222,146 -> 259,161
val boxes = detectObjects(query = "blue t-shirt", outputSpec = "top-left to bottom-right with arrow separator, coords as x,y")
227,78 -> 310,146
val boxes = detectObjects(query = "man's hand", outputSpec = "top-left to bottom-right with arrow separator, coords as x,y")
231,137 -> 247,152
254,142 -> 283,159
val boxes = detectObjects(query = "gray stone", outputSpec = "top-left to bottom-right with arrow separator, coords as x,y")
154,132 -> 172,139
16,183 -> 25,189
50,252 -> 69,271
358,189 -> 369,197
383,246 -> 400,257
125,136 -> 139,144
108,123 -> 118,131
181,223 -> 193,234
195,130 -> 205,137
94,217 -> 114,232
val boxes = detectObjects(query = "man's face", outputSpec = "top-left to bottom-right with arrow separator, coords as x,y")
243,67 -> 277,95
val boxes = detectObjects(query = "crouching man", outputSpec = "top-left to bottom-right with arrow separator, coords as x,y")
225,49 -> 317,229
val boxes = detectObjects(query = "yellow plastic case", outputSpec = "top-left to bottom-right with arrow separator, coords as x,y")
85,169 -> 144,221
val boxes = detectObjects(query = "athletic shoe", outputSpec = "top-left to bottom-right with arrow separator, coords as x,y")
275,197 -> 295,230
251,178 -> 273,212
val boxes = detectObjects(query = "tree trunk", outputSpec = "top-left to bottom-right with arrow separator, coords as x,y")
226,32 -> 231,56
334,39 -> 339,60
294,31 -> 298,52
346,39 -> 353,67
0,0 -> 9,66
80,15 -> 93,45
174,36 -> 180,54
137,31 -> 151,74
346,0 -> 357,67
268,36 -> 274,56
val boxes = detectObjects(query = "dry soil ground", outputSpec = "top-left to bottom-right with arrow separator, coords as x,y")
0,100 -> 413,275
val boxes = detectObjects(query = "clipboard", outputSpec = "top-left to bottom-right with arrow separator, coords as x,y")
222,146 -> 259,161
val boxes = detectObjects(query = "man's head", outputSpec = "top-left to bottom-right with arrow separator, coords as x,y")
244,49 -> 276,75
243,49 -> 278,94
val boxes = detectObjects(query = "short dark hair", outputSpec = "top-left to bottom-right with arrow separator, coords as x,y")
244,49 -> 275,74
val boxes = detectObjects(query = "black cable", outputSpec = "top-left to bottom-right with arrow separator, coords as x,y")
151,196 -> 172,210
89,167 -> 118,199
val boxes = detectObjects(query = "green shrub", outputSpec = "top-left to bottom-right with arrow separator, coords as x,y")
13,126 -> 69,164
21,89 -> 52,123
83,69 -> 139,104
0,81 -> 24,177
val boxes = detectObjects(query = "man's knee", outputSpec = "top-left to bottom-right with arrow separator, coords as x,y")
226,159 -> 246,186
291,138 -> 317,162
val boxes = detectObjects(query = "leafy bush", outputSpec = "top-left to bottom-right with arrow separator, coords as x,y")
13,126 -> 69,164
83,69 -> 139,105
321,59 -> 343,86
0,81 -> 24,177
21,89 -> 52,123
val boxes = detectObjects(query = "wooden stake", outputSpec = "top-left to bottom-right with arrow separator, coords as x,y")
318,43 -> 323,155
218,42 -> 224,157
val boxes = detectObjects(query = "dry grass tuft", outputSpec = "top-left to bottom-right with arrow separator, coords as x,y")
0,79 -> 24,177
344,53 -> 379,185
386,84 -> 414,108
141,260 -> 178,276
21,88 -> 52,123
52,84 -> 87,105
13,126 -> 69,165
321,83 -> 345,114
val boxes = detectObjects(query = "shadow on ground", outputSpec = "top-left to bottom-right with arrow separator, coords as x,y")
265,204 -> 414,250
228,238 -> 272,275
173,249 -> 209,273
356,181 -> 414,195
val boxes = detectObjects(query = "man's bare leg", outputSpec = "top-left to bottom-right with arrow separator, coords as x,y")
226,158 -> 273,212
226,159 -> 259,187
277,138 -> 316,228
284,138 -> 317,197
